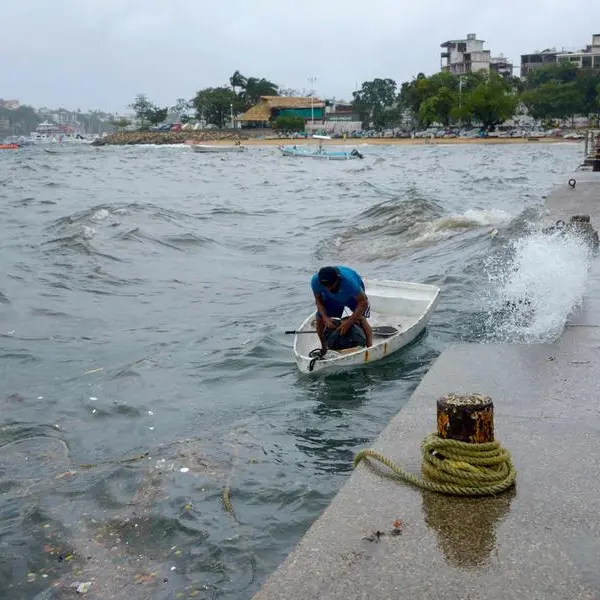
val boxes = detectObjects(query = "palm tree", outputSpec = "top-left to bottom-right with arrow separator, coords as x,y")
230,70 -> 247,94
240,77 -> 279,109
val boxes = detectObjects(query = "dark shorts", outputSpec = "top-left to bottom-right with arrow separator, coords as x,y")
316,296 -> 371,320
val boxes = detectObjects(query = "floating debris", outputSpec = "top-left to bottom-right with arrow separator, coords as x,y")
75,581 -> 92,594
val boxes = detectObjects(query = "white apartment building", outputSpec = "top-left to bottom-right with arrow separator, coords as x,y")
521,34 -> 600,77
556,34 -> 600,69
440,33 -> 491,75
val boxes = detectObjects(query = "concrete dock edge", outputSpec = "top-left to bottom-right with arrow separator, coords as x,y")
252,171 -> 600,600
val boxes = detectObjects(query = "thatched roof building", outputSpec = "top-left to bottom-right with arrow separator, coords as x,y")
237,96 -> 325,126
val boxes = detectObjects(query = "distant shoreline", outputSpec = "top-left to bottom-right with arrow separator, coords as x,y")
93,131 -> 583,148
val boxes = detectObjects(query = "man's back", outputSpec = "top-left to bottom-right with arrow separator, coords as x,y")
311,266 -> 365,305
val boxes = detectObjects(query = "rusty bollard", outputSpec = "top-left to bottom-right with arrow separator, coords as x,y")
437,393 -> 494,444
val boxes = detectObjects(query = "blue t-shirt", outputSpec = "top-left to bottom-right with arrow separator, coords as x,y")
311,266 -> 365,306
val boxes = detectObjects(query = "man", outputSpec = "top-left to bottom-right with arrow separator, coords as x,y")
311,265 -> 373,353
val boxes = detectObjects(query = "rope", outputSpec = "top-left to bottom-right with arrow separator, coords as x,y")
353,433 -> 516,496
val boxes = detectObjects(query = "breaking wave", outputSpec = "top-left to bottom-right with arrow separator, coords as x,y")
483,225 -> 593,342
317,194 -> 514,262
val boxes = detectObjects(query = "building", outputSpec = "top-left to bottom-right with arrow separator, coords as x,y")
556,34 -> 600,69
520,34 -> 600,77
236,96 -> 325,128
490,55 -> 514,79
520,49 -> 559,78
0,99 -> 20,110
440,33 -> 491,75
324,100 -> 354,121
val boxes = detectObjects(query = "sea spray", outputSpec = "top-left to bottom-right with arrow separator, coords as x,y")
484,225 -> 593,343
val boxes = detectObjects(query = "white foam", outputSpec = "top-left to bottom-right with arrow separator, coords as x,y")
91,209 -> 110,222
407,208 -> 514,246
484,226 -> 592,342
82,225 -> 96,239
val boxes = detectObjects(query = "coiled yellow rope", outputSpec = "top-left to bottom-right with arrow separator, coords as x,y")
353,433 -> 516,496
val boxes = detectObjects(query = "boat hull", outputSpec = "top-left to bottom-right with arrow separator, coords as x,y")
191,144 -> 246,153
292,279 -> 441,374
279,146 -> 360,160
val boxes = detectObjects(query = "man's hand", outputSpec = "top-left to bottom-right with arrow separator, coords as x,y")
338,319 -> 352,336
323,316 -> 336,330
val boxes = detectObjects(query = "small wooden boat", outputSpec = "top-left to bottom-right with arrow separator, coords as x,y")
291,279 -> 440,374
279,135 -> 363,160
190,143 -> 246,153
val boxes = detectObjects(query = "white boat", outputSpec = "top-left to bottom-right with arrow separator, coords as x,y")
190,143 -> 246,153
279,135 -> 363,160
291,279 -> 441,374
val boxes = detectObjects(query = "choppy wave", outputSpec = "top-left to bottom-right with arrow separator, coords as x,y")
317,193 -> 515,261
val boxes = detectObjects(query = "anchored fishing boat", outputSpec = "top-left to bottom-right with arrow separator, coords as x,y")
290,279 -> 440,374
279,135 -> 363,160
188,141 -> 246,153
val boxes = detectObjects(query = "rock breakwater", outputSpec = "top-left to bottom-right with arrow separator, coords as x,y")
92,130 -> 253,147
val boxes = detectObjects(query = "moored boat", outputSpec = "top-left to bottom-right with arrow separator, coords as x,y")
188,142 -> 246,153
291,279 -> 440,373
279,135 -> 363,160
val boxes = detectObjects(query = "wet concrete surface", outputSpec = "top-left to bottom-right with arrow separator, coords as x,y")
251,175 -> 600,600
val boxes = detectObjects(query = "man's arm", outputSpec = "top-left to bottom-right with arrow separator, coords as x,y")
339,291 -> 368,333
314,293 -> 335,328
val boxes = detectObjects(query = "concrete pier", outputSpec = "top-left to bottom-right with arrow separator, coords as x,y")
252,173 -> 600,600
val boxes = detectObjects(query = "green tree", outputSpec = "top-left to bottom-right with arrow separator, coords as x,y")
524,63 -> 579,90
399,71 -> 470,124
521,82 -> 583,122
130,94 -> 157,128
239,77 -> 279,109
352,78 -> 397,129
192,87 -> 239,127
0,104 -> 41,134
228,71 -> 280,110
419,86 -> 456,127
273,115 -> 305,132
148,106 -> 168,126
229,70 -> 247,93
573,70 -> 600,116
463,75 -> 517,130
109,118 -> 131,131
172,98 -> 192,122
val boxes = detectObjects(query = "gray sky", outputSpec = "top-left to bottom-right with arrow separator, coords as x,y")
1,0 -> 599,114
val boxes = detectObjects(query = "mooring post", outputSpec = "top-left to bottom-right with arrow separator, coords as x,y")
585,130 -> 589,158
437,393 -> 494,444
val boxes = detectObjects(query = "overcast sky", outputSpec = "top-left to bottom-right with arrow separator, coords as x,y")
1,0 -> 599,114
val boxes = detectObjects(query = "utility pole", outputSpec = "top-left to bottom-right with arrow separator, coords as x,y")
458,75 -> 464,128
308,76 -> 317,124
230,103 -> 234,129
